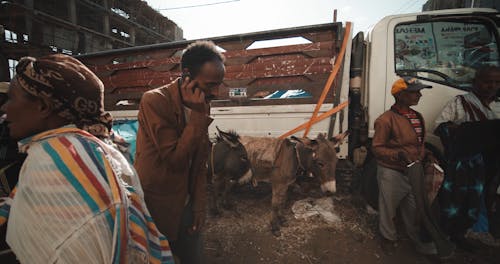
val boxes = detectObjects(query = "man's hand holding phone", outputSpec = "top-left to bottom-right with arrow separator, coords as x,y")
180,76 -> 209,114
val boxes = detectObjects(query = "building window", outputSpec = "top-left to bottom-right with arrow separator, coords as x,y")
111,8 -> 130,19
8,59 -> 18,79
62,49 -> 73,55
5,29 -> 17,43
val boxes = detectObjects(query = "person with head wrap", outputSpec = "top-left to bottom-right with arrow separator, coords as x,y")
0,54 -> 174,263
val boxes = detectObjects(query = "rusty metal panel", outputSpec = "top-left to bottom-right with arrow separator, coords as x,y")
78,23 -> 341,111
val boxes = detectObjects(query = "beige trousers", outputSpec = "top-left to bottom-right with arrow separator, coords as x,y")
377,165 -> 419,242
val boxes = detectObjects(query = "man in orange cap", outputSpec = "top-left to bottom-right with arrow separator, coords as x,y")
372,76 -> 437,255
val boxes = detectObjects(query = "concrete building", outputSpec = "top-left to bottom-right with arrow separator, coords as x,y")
0,0 -> 183,81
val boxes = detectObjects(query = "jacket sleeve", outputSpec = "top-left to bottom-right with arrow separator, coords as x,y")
190,139 -> 210,213
372,117 -> 400,163
138,91 -> 212,172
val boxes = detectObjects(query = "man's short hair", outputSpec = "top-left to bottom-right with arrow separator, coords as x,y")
180,40 -> 225,78
475,65 -> 500,79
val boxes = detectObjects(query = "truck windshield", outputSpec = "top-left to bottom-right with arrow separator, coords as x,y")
394,19 -> 499,91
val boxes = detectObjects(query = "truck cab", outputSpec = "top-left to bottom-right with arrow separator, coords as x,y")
362,8 -> 500,153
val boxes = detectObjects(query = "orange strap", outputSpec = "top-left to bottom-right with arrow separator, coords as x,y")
298,21 -> 352,138
279,101 -> 348,139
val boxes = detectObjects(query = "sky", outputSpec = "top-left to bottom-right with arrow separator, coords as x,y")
145,0 -> 427,40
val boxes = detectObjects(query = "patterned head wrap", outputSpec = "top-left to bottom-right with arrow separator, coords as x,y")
15,54 -> 112,138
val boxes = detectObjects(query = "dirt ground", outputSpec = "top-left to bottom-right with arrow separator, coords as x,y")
204,180 -> 500,264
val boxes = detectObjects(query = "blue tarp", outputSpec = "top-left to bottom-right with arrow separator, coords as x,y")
264,89 -> 312,99
112,120 -> 139,163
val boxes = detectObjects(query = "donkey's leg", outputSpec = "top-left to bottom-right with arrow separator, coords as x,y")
208,182 -> 218,216
210,174 -> 225,216
222,179 -> 236,209
271,183 -> 288,236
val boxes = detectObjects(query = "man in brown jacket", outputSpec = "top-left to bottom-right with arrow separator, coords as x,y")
134,41 -> 225,263
372,77 -> 435,255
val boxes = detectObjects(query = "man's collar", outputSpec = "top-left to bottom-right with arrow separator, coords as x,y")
168,77 -> 184,115
391,104 -> 414,114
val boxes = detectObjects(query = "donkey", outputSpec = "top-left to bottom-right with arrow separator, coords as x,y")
209,127 -> 348,235
239,132 -> 349,236
208,127 -> 253,215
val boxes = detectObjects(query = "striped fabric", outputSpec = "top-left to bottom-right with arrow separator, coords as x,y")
435,92 -> 499,127
392,106 -> 424,143
403,111 -> 423,144
0,126 -> 173,264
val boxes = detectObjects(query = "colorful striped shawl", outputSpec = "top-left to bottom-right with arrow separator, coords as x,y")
0,126 -> 173,263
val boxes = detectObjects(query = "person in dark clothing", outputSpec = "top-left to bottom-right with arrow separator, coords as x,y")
0,82 -> 26,196
0,81 -> 25,263
434,66 -> 500,243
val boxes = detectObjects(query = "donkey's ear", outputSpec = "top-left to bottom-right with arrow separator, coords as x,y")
290,136 -> 302,143
220,132 -> 231,141
305,139 -> 319,153
294,139 -> 312,152
216,126 -> 224,139
330,130 -> 349,146
221,133 -> 239,148
217,127 -> 232,141
316,133 -> 326,140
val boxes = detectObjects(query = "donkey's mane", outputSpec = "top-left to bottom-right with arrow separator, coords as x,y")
216,129 -> 240,142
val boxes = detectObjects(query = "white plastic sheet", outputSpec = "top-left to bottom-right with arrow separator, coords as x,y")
291,197 -> 341,224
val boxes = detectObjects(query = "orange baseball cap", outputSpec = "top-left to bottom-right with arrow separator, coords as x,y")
391,77 -> 432,95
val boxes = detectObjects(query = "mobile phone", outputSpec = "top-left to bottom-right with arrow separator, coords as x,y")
179,72 -> 191,86
181,72 -> 200,93
181,72 -> 191,82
